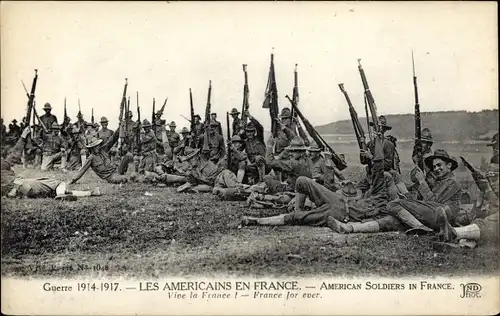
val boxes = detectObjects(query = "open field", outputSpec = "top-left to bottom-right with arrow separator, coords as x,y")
1,142 -> 498,278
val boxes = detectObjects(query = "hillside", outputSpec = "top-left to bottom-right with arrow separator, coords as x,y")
315,109 -> 498,141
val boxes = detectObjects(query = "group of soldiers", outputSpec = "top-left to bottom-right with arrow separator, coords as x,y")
1,97 -> 498,250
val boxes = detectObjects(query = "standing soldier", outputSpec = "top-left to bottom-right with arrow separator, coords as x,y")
230,108 -> 244,137
39,103 -> 59,135
97,117 -> 113,144
167,121 -> 180,153
37,122 -> 66,171
210,113 -> 223,136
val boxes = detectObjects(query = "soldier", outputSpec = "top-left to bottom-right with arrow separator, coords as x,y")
70,131 -> 135,185
230,108 -> 244,137
8,119 -> 21,139
39,103 -> 58,135
410,128 -> 436,189
192,114 -> 204,147
274,108 -> 296,154
264,136 -> 312,194
241,121 -> 266,183
309,141 -> 340,192
167,121 -> 180,152
210,113 -> 223,136
84,122 -> 96,137
75,112 -> 86,133
2,147 -> 100,200
97,117 -> 113,143
65,125 -> 86,171
362,115 -> 396,172
227,135 -> 248,180
241,131 -> 401,233
37,122 -> 67,171
384,149 -> 462,234
139,119 -> 162,173
173,127 -> 193,156
93,122 -> 100,133
204,121 -> 226,163
487,132 -> 498,164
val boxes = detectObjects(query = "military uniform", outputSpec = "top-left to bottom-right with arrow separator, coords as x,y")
310,144 -> 340,192
242,121 -> 266,183
139,120 -> 160,173
38,123 -> 66,170
66,127 -> 87,170
39,103 -> 58,134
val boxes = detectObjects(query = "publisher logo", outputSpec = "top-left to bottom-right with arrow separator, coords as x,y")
460,283 -> 482,298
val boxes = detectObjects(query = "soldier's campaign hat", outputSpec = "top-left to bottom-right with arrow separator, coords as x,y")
180,127 -> 189,134
142,119 -> 152,128
51,122 -> 60,130
286,136 -> 307,151
211,113 -> 217,117
340,181 -> 363,200
85,135 -> 103,148
424,149 -> 458,171
230,108 -> 240,115
245,122 -> 256,131
43,102 -> 52,110
12,119 -> 17,123
280,107 -> 292,119
414,128 -> 434,143
487,132 -> 498,147
308,141 -> 322,152
369,115 -> 392,130
100,116 -> 109,123
194,114 -> 201,120
169,121 -> 177,128
181,147 -> 200,162
231,135 -> 244,143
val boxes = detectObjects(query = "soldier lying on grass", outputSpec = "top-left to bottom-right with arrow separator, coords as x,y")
1,142 -> 100,201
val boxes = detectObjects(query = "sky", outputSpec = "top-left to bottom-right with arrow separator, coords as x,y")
1,1 -> 498,130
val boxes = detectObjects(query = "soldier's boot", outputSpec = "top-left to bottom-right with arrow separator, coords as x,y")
257,164 -> 266,183
70,187 -> 101,197
391,206 -> 433,234
294,193 -> 307,212
241,214 -> 286,226
326,216 -> 380,234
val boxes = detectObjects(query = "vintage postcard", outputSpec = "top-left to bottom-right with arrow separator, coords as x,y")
1,1 -> 498,315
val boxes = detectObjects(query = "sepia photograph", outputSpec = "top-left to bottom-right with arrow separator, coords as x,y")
1,1 -> 498,315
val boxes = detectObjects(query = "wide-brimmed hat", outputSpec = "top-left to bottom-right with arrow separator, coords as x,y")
194,114 -> 201,120
43,102 -> 52,110
286,136 -> 307,151
280,107 -> 292,119
414,128 -> 433,143
340,181 -> 363,200
231,135 -> 244,143
180,127 -> 189,134
369,115 -> 392,130
12,119 -> 17,123
85,135 -> 103,148
308,141 -> 322,152
100,116 -> 108,123
142,119 -> 152,128
51,122 -> 60,130
487,132 -> 498,147
230,108 -> 240,115
181,148 -> 200,161
211,113 -> 217,117
424,149 -> 458,171
169,121 -> 176,128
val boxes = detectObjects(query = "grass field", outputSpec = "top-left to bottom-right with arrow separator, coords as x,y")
1,142 -> 498,278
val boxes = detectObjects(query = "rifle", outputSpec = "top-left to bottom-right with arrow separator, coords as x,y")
32,103 -> 49,134
364,93 -> 372,142
25,69 -> 38,129
241,64 -> 250,124
91,108 -> 95,125
263,53 -> 279,138
412,51 -> 424,172
357,59 -> 380,133
226,111 -> 231,166
180,114 -> 191,123
338,83 -> 367,152
152,97 -> 156,131
189,88 -> 195,133
118,78 -> 128,157
63,97 -> 69,130
291,64 -> 299,119
205,80 -> 212,124
135,91 -> 141,157
285,95 -> 347,170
